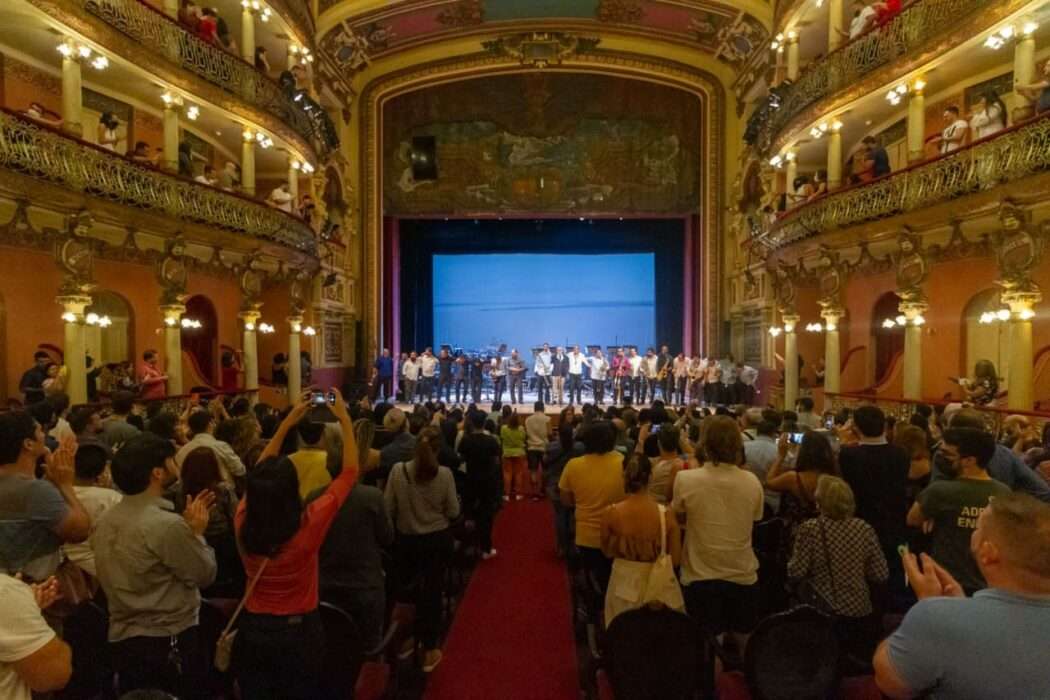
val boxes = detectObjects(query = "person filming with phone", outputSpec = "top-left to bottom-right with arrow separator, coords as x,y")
765,430 -> 840,535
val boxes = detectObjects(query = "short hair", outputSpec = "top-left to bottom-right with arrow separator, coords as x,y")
0,411 -> 37,464
48,393 -> 71,417
187,410 -> 213,436
111,391 -> 136,415
704,415 -> 743,465
942,428 -> 996,469
797,397 -> 814,412
815,475 -> 856,520
852,405 -> 885,438
894,424 -> 929,461
147,412 -> 178,441
298,419 -> 325,446
74,443 -> 109,481
580,421 -> 616,454
756,420 -> 778,437
534,401 -> 545,412
862,135 -> 878,144
143,350 -> 157,362
743,408 -> 763,427
111,433 -> 175,495
230,398 -> 251,417
69,406 -> 100,435
945,105 -> 960,115
469,411 -> 486,430
27,400 -> 55,429
33,351 -> 49,361
948,408 -> 986,431
657,425 -> 680,453
986,492 -> 1050,578
180,446 -> 222,497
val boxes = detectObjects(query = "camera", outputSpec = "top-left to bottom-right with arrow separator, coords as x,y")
311,390 -> 335,406
789,432 -> 805,445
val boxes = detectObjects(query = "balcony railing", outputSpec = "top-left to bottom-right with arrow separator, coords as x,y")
80,0 -> 337,158
0,110 -> 317,256
748,0 -> 994,154
752,113 -> 1050,248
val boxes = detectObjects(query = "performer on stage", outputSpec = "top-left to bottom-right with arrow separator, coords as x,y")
418,347 -> 437,401
507,349 -> 526,405
453,354 -> 469,403
673,352 -> 690,406
656,344 -> 675,402
534,343 -> 552,404
642,348 -> 659,404
372,348 -> 394,401
611,348 -> 629,405
551,346 -> 569,405
704,355 -> 722,405
567,345 -> 586,406
628,347 -> 643,403
588,348 -> 609,405
437,347 -> 454,402
401,352 -> 420,404
721,354 -> 737,404
688,354 -> 705,404
737,360 -> 758,405
469,354 -> 485,403
490,354 -> 506,404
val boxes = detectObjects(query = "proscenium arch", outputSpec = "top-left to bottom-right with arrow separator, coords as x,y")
357,52 -> 729,366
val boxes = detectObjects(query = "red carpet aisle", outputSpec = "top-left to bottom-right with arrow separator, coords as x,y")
423,500 -> 579,700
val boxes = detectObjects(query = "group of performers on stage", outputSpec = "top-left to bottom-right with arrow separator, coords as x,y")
371,344 -> 759,407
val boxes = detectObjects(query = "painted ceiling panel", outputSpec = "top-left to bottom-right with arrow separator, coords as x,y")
484,0 -> 601,20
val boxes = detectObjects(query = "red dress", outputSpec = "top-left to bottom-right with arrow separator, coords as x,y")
877,0 -> 901,25
139,363 -> 167,400
197,16 -> 218,44
220,365 -> 240,392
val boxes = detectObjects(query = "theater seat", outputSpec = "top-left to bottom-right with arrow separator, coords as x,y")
354,661 -> 391,700
715,671 -> 882,700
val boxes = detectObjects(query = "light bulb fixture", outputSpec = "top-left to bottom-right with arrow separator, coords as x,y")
882,318 -> 896,329
894,315 -> 907,326
912,78 -> 926,92
77,45 -> 92,59
258,322 -> 276,334
912,315 -> 926,326
61,311 -> 77,323
815,0 -> 824,6
886,84 -> 908,105
303,326 -> 317,336
768,326 -> 782,337
783,322 -> 796,334
57,41 -> 74,58
805,322 -> 824,332
785,151 -> 797,162
90,55 -> 109,71
769,154 -> 783,168
244,321 -> 256,331
1019,308 -> 1036,320
996,308 -> 1012,321
243,128 -> 255,142
830,120 -> 843,132
1023,21 -> 1039,36
301,162 -> 314,174
771,32 -> 784,51
810,122 -> 829,139
291,322 -> 302,333
185,105 -> 199,120
85,312 -> 100,325
291,160 -> 302,171
165,317 -> 177,327
825,322 -> 837,332
786,30 -> 798,41
984,25 -> 1016,50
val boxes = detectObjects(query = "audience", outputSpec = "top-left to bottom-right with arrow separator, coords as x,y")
459,410 -> 502,559
288,418 -> 333,500
61,442 -> 121,578
101,390 -> 140,449
500,412 -> 528,500
176,407 -> 247,488
0,573 -> 71,698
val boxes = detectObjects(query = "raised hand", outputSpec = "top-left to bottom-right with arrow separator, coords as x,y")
183,490 -> 216,537
329,387 -> 350,423
902,551 -> 965,600
29,576 -> 62,610
288,391 -> 313,422
45,435 -> 78,488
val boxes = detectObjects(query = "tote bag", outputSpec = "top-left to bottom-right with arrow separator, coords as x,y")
605,505 -> 685,626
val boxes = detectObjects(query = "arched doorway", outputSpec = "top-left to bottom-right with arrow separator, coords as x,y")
85,291 -> 134,366
962,288 -> 1008,384
871,292 -> 904,386
183,295 -> 218,385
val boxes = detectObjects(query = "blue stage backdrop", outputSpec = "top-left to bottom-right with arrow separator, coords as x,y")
397,218 -> 686,354
433,253 -> 656,354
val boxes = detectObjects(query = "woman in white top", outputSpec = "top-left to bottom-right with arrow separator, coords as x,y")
97,112 -> 119,151
968,90 -> 1007,141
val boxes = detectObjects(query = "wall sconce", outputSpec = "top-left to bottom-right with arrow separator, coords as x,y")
770,33 -> 785,52
810,122 -> 829,139
768,326 -> 783,337
85,313 -> 112,327
61,311 -> 77,323
805,322 -> 825,332
769,154 -> 784,168
58,40 -> 108,70
258,322 -> 276,334
984,25 -> 1015,49
180,318 -> 203,329
242,0 -> 272,21
303,326 -> 317,336
244,321 -> 256,331
186,105 -> 200,120
289,44 -> 314,63
885,83 -> 909,106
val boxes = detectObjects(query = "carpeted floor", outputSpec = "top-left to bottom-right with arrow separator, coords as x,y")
423,499 -> 579,700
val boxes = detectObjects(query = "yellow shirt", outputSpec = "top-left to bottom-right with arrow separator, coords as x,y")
288,448 -> 332,501
558,451 -> 625,549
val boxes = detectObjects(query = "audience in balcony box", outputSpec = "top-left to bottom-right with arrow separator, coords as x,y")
42,363 -> 68,399
220,161 -> 240,191
299,194 -> 316,224
850,144 -> 876,183
129,141 -> 154,166
194,164 -> 218,186
139,349 -> 168,400
255,46 -> 272,74
862,135 -> 891,177
178,0 -> 201,32
953,359 -> 999,405
220,350 -> 241,391
791,175 -> 814,206
197,7 -> 218,45
268,183 -> 294,213
848,1 -> 878,39
177,142 -> 194,178
1017,57 -> 1050,115
968,90 -> 1008,140
215,11 -> 237,53
927,105 -> 969,155
22,102 -> 62,127
874,0 -> 901,26
271,352 -> 289,386
97,112 -> 120,152
808,170 -> 828,200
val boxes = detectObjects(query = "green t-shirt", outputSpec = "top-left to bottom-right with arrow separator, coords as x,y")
917,477 -> 1010,594
500,425 -> 527,458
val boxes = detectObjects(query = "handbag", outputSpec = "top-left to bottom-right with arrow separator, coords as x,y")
793,517 -> 839,616
214,558 -> 268,672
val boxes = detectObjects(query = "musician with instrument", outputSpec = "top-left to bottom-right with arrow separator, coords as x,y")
567,345 -> 587,406
642,348 -> 660,404
656,345 -> 675,402
534,343 -> 553,404
703,356 -> 722,405
490,355 -> 507,405
688,355 -> 705,404
672,352 -> 690,406
507,349 -> 527,405
611,348 -> 630,405
587,348 -> 610,405
628,347 -> 644,403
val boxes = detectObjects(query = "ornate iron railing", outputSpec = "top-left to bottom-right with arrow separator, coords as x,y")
80,0 -> 336,157
749,0 -> 994,153
0,110 -> 317,256
755,114 -> 1050,248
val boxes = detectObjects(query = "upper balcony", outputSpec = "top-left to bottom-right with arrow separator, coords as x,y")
26,0 -> 336,160
750,111 -> 1050,250
0,108 -> 318,259
748,0 -> 1024,155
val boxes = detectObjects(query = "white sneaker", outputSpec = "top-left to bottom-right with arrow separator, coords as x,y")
482,549 -> 498,560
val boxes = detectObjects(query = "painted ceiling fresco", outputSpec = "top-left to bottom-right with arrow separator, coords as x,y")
321,0 -> 769,76
382,73 -> 702,215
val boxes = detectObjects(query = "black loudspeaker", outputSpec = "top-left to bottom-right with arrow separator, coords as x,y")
410,136 -> 437,181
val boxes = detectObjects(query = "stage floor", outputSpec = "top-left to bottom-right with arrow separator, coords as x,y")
381,387 -> 686,415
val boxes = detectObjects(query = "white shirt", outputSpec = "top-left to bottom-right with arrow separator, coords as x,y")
49,417 -> 75,444
643,356 -> 659,378
269,186 -> 294,213
588,357 -> 608,381
62,485 -> 122,576
628,355 -> 643,377
525,413 -> 550,451
402,359 -> 419,380
568,353 -> 586,375
970,104 -> 1005,140
175,432 -> 247,486
534,350 -> 552,376
0,574 -> 56,700
194,174 -> 216,186
849,5 -> 876,38
490,359 -> 505,378
673,357 -> 690,378
672,462 -> 764,585
940,119 -> 969,154
418,355 -> 438,378
738,365 -> 759,385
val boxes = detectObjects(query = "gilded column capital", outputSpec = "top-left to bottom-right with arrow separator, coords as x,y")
288,315 -> 305,333
1002,287 -> 1042,315
898,300 -> 929,320
56,294 -> 93,319
238,308 -> 263,329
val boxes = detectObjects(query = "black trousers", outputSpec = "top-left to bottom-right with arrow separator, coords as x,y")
470,378 -> 482,403
373,376 -> 393,402
112,626 -> 205,700
675,377 -> 687,405
509,374 -> 525,404
454,378 -> 468,403
493,376 -> 506,404
629,377 -> 641,402
395,529 -> 454,648
535,375 -> 551,403
661,375 -> 675,402
567,374 -> 583,404
592,379 -> 605,404
234,611 -> 324,700
438,375 -> 452,401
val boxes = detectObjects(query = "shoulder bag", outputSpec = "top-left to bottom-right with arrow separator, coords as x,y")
214,558 -> 268,672
793,517 -> 839,617
642,505 -> 686,611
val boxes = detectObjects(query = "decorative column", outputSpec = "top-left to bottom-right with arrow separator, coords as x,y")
161,96 -> 180,173
1013,26 -> 1038,122
241,130 -> 256,197
239,309 -> 262,394
57,295 -> 92,404
827,121 -> 844,190
899,300 -> 928,401
241,5 -> 256,64
287,156 -> 300,201
784,150 -> 798,204
1003,290 -> 1041,410
161,305 -> 185,396
821,305 -> 844,395
786,31 -> 800,82
782,313 -> 801,411
287,316 -> 303,399
828,0 -> 846,51
60,47 -> 84,137
906,80 -> 927,164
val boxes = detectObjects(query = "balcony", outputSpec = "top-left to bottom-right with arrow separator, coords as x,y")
751,112 -> 1050,249
268,0 -> 314,44
0,109 -> 318,256
748,0 -> 1000,154
42,0 -> 337,159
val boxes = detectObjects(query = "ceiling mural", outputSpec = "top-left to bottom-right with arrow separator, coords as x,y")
381,73 -> 702,215
320,0 -> 769,78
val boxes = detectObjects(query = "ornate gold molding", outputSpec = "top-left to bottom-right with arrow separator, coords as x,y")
358,47 -> 727,364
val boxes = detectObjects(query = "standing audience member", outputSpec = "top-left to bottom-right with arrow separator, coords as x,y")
19,351 -> 51,405
743,418 -> 781,514
459,411 -> 503,560
968,90 -> 1007,140
139,350 -> 168,401
649,425 -> 691,505
673,416 -> 764,649
0,413 -> 90,581
97,112 -> 120,151
176,408 -> 247,488
907,428 -> 1010,594
863,135 -> 891,177
525,402 -> 551,502
0,573 -> 71,698
93,434 -> 216,699
766,430 -> 839,534
101,391 -> 141,449
385,426 -> 460,673
316,419 -> 393,651
234,390 -> 358,699
1018,57 -> 1050,114
928,106 -> 969,154
500,413 -> 528,501
288,419 -> 333,500
873,494 -> 1050,699
61,443 -> 121,578
376,407 -> 415,483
